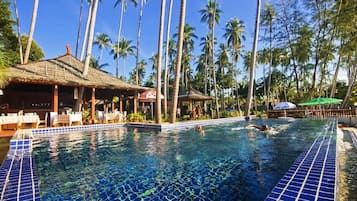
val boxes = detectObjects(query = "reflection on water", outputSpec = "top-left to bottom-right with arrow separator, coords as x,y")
32,120 -> 327,201
338,130 -> 357,201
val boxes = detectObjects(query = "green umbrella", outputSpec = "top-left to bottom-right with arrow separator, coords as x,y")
298,97 -> 342,106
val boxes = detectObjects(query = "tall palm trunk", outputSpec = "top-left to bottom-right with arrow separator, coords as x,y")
342,56 -> 356,108
170,0 -> 186,123
163,0 -> 173,118
75,0 -> 84,58
116,1 -> 125,78
329,55 -> 341,98
211,0 -> 219,118
80,1 -> 92,61
245,0 -> 261,116
155,0 -> 166,124
267,21 -> 273,110
136,0 -> 144,85
75,0 -> 98,112
13,0 -> 23,64
24,0 -> 39,64
82,0 -> 98,77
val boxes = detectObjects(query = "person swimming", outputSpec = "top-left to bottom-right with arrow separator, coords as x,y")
247,124 -> 269,131
195,125 -> 205,136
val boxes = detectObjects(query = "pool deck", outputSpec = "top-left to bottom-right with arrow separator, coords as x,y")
0,117 -> 341,201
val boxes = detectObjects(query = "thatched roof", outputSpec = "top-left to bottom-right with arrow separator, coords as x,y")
178,88 -> 213,101
5,53 -> 148,91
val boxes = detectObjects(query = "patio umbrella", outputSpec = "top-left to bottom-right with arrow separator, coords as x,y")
273,102 -> 296,110
298,97 -> 342,106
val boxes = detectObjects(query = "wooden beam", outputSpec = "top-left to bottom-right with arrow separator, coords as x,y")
120,96 -> 123,112
91,88 -> 95,123
52,85 -> 58,112
134,91 -> 138,113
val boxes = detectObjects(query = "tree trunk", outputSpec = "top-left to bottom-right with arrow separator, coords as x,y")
24,0 -> 39,64
80,1 -> 92,61
13,0 -> 23,64
76,0 -> 99,112
329,55 -> 341,98
342,57 -> 356,108
75,0 -> 84,58
163,0 -> 173,119
245,0 -> 261,116
136,0 -> 144,85
155,0 -> 166,124
170,0 -> 186,123
82,0 -> 98,77
212,0 -> 219,118
116,1 -> 125,78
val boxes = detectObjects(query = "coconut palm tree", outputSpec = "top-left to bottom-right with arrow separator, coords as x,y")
223,18 -> 245,109
170,0 -> 186,123
114,0 -> 138,78
80,0 -> 93,61
245,0 -> 261,117
136,0 -> 148,85
216,43 -> 231,112
13,0 -> 23,64
200,0 -> 221,118
155,0 -> 166,124
75,0 -> 84,58
111,38 -> 136,79
94,33 -> 111,64
260,3 -> 275,108
163,0 -> 174,119
82,0 -> 99,77
23,0 -> 39,64
129,59 -> 146,85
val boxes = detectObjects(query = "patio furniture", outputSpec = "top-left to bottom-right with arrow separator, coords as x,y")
38,112 -> 48,128
20,114 -> 40,129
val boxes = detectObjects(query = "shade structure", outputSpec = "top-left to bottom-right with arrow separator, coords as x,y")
139,90 -> 164,102
178,88 -> 213,101
298,97 -> 342,106
273,102 -> 296,110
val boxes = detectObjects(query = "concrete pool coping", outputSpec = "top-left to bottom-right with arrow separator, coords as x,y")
0,117 -> 341,201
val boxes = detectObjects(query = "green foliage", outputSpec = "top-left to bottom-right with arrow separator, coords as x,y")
128,113 -> 144,122
19,36 -> 44,62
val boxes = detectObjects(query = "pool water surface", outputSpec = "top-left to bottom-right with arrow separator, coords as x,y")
32,119 -> 326,201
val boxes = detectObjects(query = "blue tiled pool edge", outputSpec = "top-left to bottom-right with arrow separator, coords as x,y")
265,120 -> 339,201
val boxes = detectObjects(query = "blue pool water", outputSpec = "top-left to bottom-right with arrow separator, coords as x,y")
32,119 -> 326,201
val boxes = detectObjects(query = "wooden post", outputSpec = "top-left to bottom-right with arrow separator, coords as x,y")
91,88 -> 95,123
52,85 -> 58,112
134,91 -> 138,114
120,96 -> 123,112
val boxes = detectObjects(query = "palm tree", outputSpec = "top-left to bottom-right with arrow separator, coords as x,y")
111,38 -> 136,79
90,56 -> 109,69
216,43 -> 231,112
23,0 -> 39,64
75,0 -> 84,58
200,0 -> 221,118
94,33 -> 111,64
82,0 -> 99,77
245,0 -> 261,117
155,0 -> 166,124
129,59 -> 146,85
80,0 -> 92,61
170,0 -> 186,123
114,0 -> 138,78
163,0 -> 174,119
261,3 -> 275,108
223,18 -> 245,110
174,24 -> 197,89
136,0 -> 148,85
13,0 -> 23,64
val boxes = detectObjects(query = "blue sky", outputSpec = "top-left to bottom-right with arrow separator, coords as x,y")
12,0 -> 267,80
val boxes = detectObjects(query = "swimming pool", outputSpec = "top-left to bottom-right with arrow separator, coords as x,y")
32,119 -> 326,200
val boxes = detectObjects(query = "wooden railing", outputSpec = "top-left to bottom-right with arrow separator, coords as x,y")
268,108 -> 357,119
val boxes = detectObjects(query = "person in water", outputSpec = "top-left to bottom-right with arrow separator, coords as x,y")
247,124 -> 269,131
195,125 -> 205,136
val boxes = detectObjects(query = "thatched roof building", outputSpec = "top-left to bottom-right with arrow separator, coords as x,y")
6,53 -> 148,91
178,88 -> 213,101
